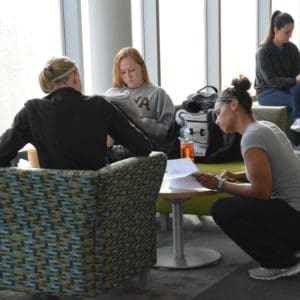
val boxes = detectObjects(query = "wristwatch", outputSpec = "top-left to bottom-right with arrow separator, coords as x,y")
216,179 -> 224,192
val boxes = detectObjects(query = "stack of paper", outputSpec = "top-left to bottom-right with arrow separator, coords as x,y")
166,158 -> 203,189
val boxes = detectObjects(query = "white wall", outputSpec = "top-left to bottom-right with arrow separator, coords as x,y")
88,0 -> 132,94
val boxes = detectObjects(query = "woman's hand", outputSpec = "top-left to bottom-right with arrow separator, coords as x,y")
194,147 -> 272,200
107,135 -> 115,147
219,170 -> 247,182
193,172 -> 219,190
220,170 -> 236,181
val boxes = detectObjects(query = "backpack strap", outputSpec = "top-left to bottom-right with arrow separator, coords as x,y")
197,85 -> 218,94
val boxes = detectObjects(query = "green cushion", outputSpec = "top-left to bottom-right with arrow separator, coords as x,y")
252,102 -> 288,134
156,160 -> 244,215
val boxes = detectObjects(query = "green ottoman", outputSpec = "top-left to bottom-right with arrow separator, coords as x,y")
156,160 -> 244,229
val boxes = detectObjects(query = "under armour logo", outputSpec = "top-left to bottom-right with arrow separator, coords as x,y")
189,128 -> 205,136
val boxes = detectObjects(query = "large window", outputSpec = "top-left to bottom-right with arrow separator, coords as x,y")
81,0 -> 92,94
221,0 -> 257,94
159,0 -> 205,104
131,0 -> 143,55
0,0 -> 63,134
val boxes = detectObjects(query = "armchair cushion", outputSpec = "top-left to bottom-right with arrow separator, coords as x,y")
252,102 -> 288,134
0,168 -> 98,296
95,152 -> 167,291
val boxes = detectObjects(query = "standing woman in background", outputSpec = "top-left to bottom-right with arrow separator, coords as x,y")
255,11 -> 300,146
106,47 -> 176,159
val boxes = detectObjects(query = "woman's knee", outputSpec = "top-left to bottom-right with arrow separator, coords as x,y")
258,91 -> 292,108
211,196 -> 256,224
211,197 -> 234,223
291,84 -> 300,98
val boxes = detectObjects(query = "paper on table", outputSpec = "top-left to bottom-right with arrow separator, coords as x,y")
166,158 -> 199,179
169,174 -> 203,189
166,158 -> 203,189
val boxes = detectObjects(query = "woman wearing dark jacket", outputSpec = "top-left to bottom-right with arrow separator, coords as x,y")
255,11 -> 300,145
0,56 -> 152,169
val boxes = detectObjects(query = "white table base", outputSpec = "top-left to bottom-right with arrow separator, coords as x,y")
155,198 -> 221,269
156,246 -> 221,269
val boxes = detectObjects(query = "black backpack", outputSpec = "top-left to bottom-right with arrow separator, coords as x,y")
204,110 -> 242,163
175,106 -> 242,163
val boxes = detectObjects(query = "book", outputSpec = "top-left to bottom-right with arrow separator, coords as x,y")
104,89 -> 142,120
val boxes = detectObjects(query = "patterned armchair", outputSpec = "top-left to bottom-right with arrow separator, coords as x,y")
0,151 -> 167,297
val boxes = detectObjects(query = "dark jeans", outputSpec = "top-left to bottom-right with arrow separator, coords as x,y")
258,85 -> 300,145
212,197 -> 300,268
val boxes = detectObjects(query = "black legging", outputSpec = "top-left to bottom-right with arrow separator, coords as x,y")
212,197 -> 300,268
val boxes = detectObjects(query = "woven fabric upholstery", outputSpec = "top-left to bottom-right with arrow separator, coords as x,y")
95,152 -> 167,292
0,168 -> 98,296
0,152 -> 167,297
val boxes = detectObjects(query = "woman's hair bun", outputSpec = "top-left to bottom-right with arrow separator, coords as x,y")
231,75 -> 251,91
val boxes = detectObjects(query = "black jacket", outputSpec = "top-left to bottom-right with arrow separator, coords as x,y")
0,88 -> 152,169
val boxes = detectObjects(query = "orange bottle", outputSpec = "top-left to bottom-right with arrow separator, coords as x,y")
180,139 -> 195,161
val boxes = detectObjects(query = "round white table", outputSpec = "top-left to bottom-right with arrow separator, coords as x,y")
155,178 -> 221,269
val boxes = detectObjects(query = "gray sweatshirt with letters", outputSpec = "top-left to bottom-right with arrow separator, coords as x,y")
106,83 -> 175,150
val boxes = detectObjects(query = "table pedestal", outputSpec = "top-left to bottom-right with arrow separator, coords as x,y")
156,246 -> 220,269
155,198 -> 221,269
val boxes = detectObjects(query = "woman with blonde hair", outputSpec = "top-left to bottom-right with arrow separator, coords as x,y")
105,47 -> 176,160
0,56 -> 151,169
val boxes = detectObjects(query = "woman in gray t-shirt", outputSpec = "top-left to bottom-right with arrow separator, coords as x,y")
193,75 -> 300,281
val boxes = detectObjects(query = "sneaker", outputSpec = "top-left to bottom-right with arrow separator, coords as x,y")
249,261 -> 300,280
291,119 -> 300,132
